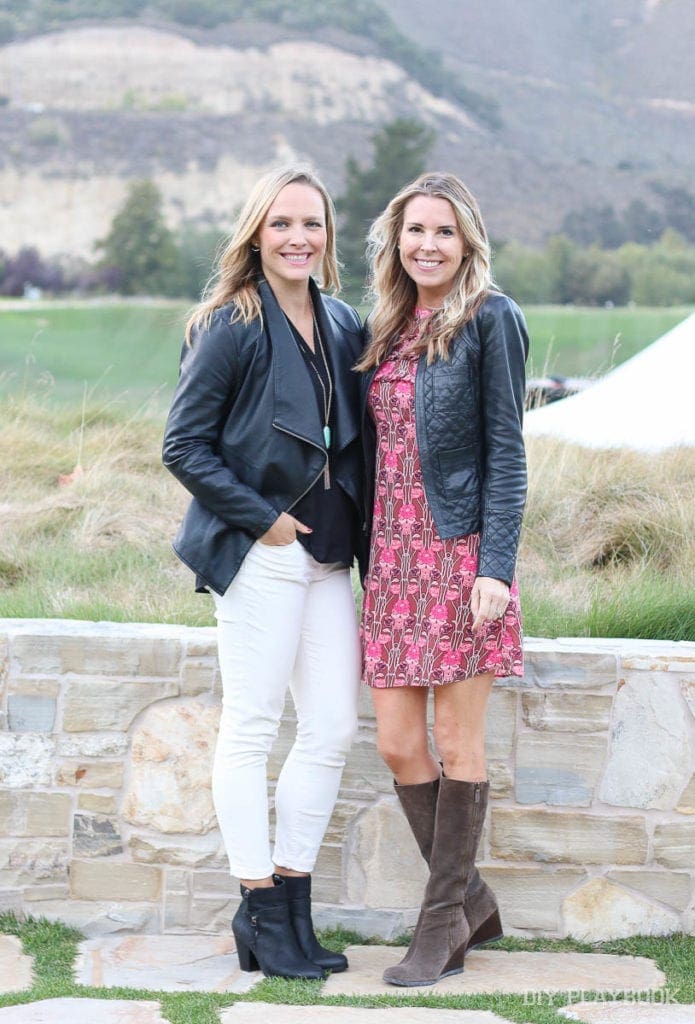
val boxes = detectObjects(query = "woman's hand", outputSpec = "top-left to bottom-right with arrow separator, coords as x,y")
470,576 -> 510,632
258,512 -> 312,546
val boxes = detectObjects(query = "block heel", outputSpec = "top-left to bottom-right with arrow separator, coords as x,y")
234,935 -> 259,973
230,878 -> 325,980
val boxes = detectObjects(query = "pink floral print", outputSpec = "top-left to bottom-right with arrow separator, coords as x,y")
361,311 -> 523,688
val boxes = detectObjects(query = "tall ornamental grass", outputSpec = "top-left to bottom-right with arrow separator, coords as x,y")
1,393 -> 693,639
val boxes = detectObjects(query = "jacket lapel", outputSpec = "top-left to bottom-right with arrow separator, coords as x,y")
311,281 -> 361,454
258,278 -> 325,449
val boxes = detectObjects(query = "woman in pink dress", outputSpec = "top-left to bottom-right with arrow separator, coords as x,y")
357,173 -> 528,987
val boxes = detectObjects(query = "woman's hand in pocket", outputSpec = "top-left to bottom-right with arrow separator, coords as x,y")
258,512 -> 312,546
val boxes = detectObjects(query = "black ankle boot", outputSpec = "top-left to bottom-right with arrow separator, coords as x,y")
280,873 -> 348,973
231,877 -> 325,979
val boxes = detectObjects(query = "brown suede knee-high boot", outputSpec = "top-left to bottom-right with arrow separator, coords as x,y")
394,777 -> 502,955
384,777 -> 491,987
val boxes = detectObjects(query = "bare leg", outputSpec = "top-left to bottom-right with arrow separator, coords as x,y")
371,686 -> 439,783
433,672 -> 495,781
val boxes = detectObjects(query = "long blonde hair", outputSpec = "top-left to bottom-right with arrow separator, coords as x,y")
185,166 -> 340,345
356,172 -> 494,369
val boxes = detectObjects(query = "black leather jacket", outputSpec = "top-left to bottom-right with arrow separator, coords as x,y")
362,292 -> 528,586
163,278 -> 365,595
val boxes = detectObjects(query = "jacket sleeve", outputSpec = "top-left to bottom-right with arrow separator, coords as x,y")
477,295 -> 529,585
162,312 -> 280,538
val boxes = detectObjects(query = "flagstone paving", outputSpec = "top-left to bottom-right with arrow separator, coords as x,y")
220,1007 -> 510,1024
2,928 -> 688,1024
0,999 -> 167,1023
0,935 -> 33,993
74,934 -> 261,993
558,1003 -> 695,1023
322,946 -> 667,997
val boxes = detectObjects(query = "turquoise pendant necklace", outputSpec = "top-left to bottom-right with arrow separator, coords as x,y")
283,308 -> 333,488
315,315 -> 333,487
311,317 -> 333,447
312,316 -> 333,489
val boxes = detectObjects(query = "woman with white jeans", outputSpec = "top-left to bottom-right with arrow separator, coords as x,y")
163,168 -> 365,979
212,541 -> 360,880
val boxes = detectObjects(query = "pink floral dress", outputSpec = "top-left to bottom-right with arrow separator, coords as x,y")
361,310 -> 523,688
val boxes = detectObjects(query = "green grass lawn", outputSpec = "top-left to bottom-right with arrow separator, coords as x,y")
0,302 -> 186,409
522,304 -> 694,377
1,301 -> 693,638
0,913 -> 693,1024
1,302 -> 692,409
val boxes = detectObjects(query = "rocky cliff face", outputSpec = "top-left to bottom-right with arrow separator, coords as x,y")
0,26 -> 476,257
1,7 -> 692,259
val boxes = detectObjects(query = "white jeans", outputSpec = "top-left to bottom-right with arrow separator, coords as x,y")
211,539 -> 361,879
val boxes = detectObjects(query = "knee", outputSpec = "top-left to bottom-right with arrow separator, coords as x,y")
327,713 -> 359,757
218,704 -> 280,755
376,731 -> 428,777
433,719 -> 483,766
297,710 -> 358,762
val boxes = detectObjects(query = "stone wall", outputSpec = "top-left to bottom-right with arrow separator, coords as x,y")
0,620 -> 693,941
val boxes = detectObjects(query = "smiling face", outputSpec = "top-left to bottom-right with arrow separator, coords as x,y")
255,182 -> 327,293
398,194 -> 466,307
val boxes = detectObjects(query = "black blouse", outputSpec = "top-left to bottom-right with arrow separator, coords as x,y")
287,319 -> 359,566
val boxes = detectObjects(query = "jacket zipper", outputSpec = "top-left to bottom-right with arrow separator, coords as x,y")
273,423 -> 328,511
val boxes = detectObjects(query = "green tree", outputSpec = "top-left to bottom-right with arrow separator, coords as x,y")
545,235 -> 579,304
336,118 -> 435,299
622,198 -> 664,244
561,203 -> 625,249
650,182 -> 695,243
492,241 -> 552,304
569,246 -> 631,306
621,230 -> 695,305
97,179 -> 182,296
177,222 -> 226,299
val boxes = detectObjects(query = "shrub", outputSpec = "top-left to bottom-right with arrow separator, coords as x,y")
27,116 -> 70,147
492,243 -> 551,304
494,233 -> 695,307
0,247 -> 69,296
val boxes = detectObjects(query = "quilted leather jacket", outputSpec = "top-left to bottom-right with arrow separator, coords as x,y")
361,292 -> 529,586
163,278 -> 365,595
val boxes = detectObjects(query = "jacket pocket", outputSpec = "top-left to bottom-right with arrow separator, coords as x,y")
437,444 -> 480,496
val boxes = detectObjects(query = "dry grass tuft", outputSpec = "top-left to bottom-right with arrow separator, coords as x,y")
0,392 -> 195,621
524,438 -> 695,575
1,393 -> 693,637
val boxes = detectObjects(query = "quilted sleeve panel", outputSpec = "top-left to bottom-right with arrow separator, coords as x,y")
477,294 -> 529,584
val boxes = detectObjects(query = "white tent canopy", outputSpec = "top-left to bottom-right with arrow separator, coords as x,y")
524,313 -> 695,452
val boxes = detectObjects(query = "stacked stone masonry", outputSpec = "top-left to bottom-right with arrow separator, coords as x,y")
0,620 -> 693,940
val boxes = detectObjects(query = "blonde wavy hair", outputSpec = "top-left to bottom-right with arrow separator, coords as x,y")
355,172 -> 494,369
185,166 -> 340,345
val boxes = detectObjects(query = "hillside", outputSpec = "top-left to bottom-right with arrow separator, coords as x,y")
0,0 -> 692,260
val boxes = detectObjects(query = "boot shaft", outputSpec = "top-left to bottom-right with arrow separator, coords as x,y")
424,778 -> 488,909
393,777 -> 440,864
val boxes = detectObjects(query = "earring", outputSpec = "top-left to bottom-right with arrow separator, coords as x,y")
251,244 -> 260,252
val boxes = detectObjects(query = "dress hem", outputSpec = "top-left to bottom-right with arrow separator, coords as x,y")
363,664 -> 525,688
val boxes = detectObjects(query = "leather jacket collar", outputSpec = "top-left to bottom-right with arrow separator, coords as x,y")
258,277 -> 359,454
